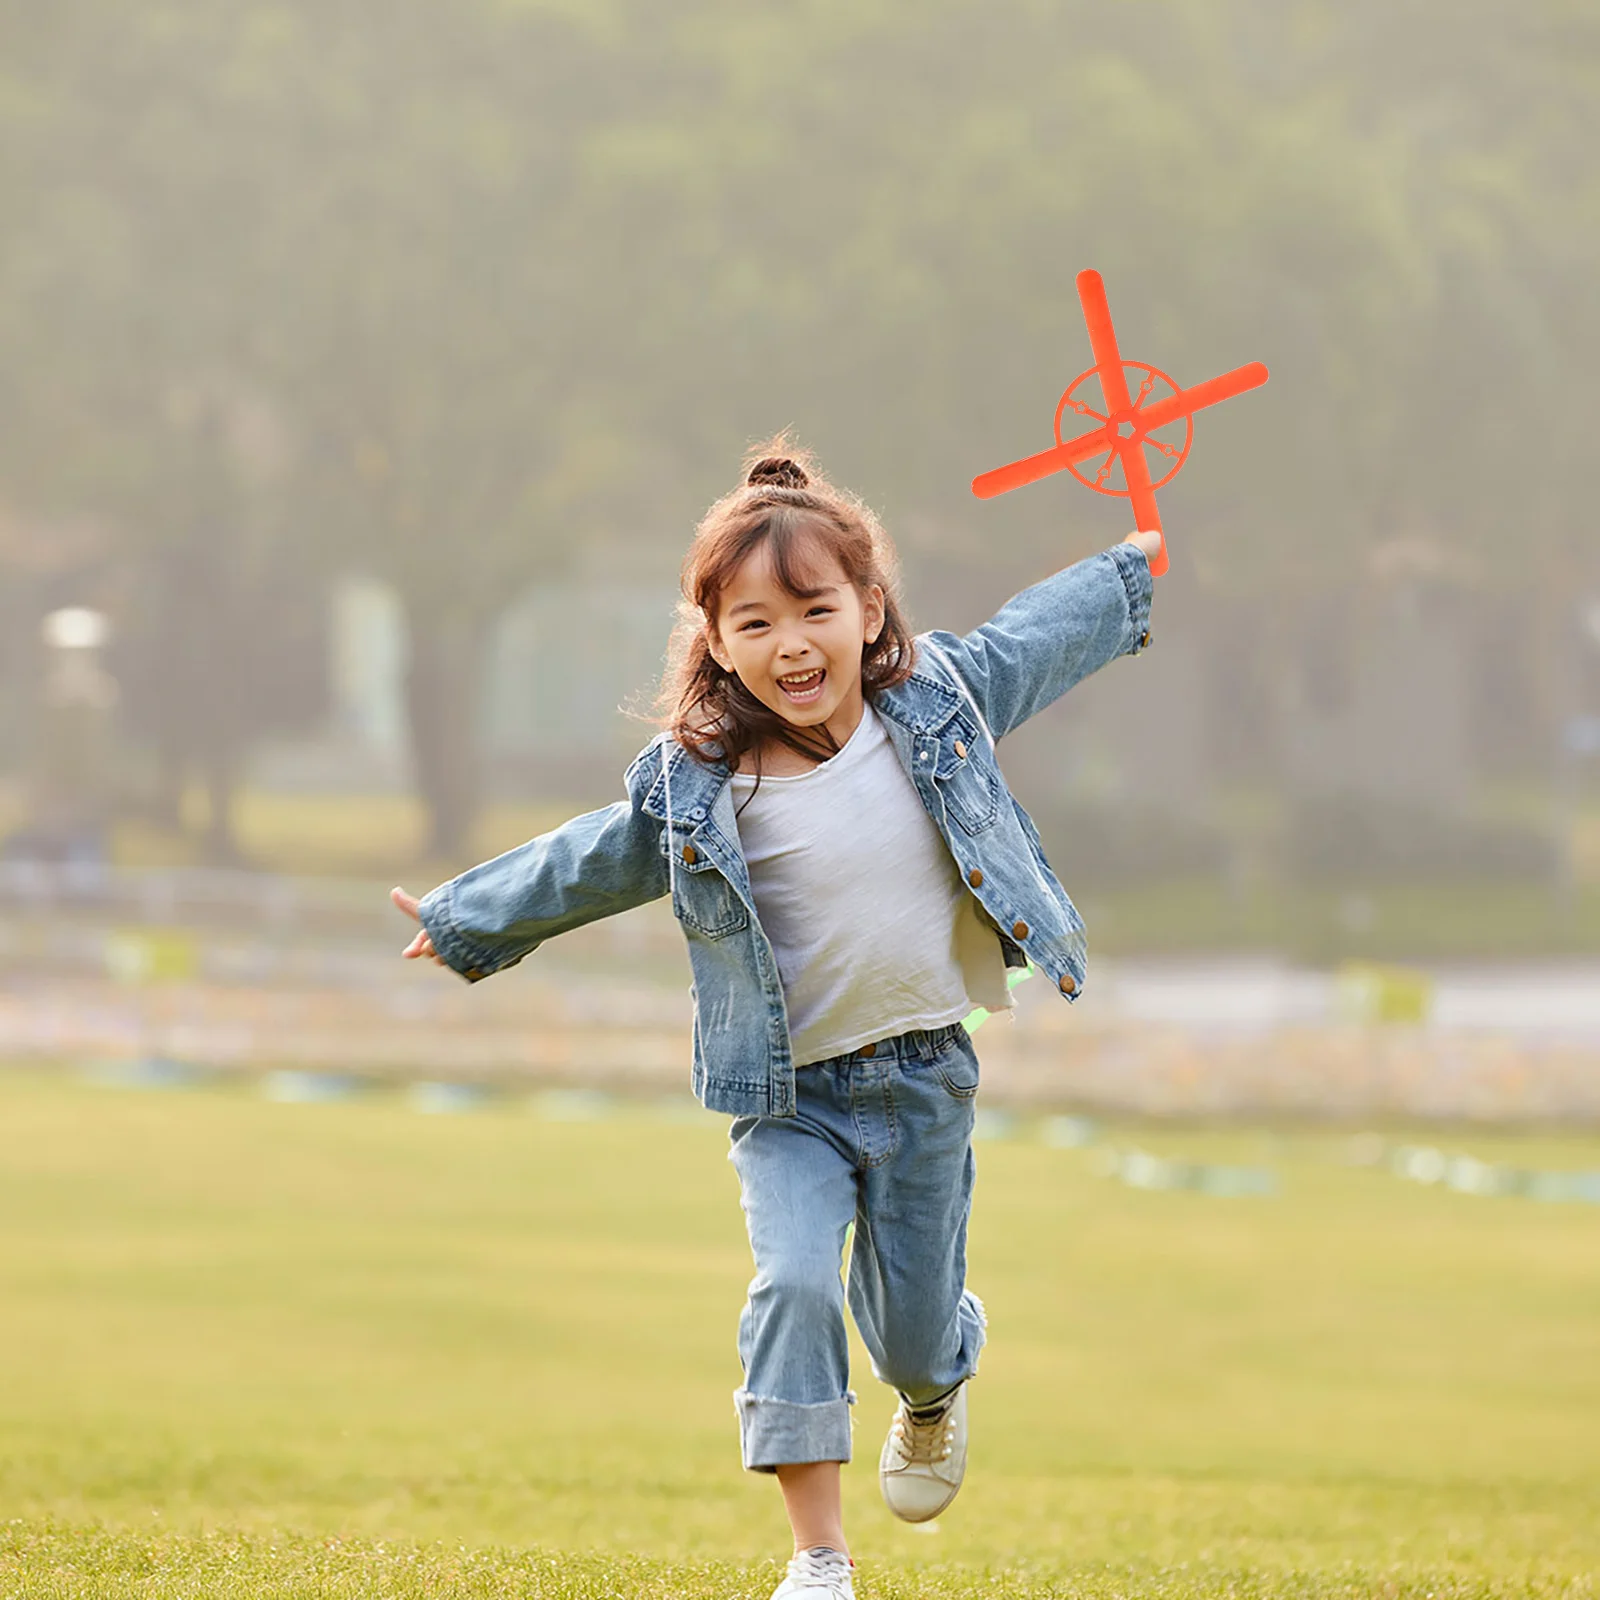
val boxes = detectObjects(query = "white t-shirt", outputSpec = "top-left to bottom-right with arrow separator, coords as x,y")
729,706 -> 1012,1066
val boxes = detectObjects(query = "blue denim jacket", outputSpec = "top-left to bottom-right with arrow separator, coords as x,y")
418,543 -> 1153,1116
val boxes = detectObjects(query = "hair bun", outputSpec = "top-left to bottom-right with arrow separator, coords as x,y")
746,456 -> 809,490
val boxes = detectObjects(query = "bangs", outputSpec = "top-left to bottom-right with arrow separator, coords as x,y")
708,509 -> 840,611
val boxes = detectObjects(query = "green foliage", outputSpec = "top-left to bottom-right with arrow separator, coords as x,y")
0,0 -> 1594,846
1284,792 -> 1560,882
4,0 -> 1590,571
1034,798 -> 1234,886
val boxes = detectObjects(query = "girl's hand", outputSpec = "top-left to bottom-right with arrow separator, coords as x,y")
1120,529 -> 1163,562
391,886 -> 445,965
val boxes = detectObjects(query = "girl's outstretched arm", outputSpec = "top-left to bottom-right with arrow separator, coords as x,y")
921,532 -> 1156,742
396,777 -> 670,983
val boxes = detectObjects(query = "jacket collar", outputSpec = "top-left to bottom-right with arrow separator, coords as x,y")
638,737 -> 729,825
874,667 -> 962,735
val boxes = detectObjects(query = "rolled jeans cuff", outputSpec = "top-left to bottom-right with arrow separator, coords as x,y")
734,1389 -> 856,1472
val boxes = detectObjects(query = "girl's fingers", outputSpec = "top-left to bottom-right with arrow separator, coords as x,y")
394,889 -> 447,964
400,921 -> 451,966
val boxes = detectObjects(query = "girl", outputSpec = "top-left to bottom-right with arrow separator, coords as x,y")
393,438 -> 1158,1599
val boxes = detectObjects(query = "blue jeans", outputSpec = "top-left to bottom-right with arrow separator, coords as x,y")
728,1021 -> 988,1471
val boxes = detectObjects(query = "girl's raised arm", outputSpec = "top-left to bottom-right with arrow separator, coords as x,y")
921,535 -> 1154,743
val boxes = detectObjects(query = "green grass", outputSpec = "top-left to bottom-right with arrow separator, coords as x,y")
2,1072 -> 1598,1598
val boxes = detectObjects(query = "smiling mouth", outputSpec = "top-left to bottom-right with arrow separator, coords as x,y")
777,668 -> 826,704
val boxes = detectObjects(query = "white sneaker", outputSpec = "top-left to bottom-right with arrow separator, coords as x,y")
878,1382 -> 967,1523
770,1546 -> 854,1599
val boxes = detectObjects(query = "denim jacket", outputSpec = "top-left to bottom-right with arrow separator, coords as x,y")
418,542 -> 1153,1116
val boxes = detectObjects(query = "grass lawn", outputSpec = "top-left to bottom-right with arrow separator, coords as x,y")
1,1071 -> 1597,1598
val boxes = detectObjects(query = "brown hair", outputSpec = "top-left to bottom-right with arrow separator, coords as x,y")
655,433 -> 916,773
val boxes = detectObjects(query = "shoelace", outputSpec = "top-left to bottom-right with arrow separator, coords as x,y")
889,1399 -> 956,1466
787,1546 -> 853,1591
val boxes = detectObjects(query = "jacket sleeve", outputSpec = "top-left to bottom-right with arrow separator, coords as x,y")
922,543 -> 1152,741
416,749 -> 670,982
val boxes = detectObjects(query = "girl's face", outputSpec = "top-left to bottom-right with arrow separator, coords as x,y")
708,538 -> 885,747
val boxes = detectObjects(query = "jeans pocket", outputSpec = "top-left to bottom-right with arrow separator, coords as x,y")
934,1040 -> 981,1099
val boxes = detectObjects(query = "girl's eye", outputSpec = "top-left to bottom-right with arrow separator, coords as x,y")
737,608 -> 831,632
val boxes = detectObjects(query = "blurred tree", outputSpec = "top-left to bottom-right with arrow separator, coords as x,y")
277,1 -> 657,855
0,0 -> 1592,860
0,9 -> 328,858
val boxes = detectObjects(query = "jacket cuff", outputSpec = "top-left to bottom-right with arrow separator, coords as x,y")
1105,542 -> 1153,656
417,881 -> 503,983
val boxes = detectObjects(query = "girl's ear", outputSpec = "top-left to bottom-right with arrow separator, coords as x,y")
706,624 -> 734,674
862,583 -> 886,646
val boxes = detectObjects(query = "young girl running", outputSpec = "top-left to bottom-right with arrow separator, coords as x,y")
392,438 -> 1158,1599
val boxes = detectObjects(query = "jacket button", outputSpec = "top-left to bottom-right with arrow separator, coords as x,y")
1058,972 -> 1077,995
465,967 -> 484,981
1011,920 -> 1029,940
967,867 -> 983,889
953,739 -> 967,759
682,843 -> 697,864
1140,630 -> 1151,648
859,1041 -> 876,1058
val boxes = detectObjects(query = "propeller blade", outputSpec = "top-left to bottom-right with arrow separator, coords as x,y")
1078,270 -> 1135,413
1119,441 -> 1167,577
1137,362 -> 1269,432
971,423 -> 1113,498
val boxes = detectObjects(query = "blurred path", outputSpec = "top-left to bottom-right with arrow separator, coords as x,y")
1,867 -> 1596,1119
1097,959 -> 1600,1042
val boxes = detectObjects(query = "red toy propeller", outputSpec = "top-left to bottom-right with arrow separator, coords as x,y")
972,270 -> 1269,577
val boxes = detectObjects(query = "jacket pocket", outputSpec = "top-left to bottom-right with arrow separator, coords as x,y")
665,833 -> 749,939
932,715 -> 999,835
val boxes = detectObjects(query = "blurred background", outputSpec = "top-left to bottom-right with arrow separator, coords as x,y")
1,0 -> 1597,1122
